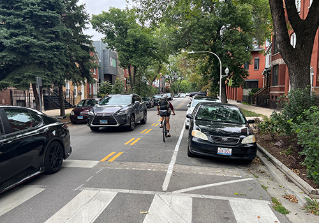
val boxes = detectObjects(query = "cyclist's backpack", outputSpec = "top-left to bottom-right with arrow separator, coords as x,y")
159,98 -> 169,110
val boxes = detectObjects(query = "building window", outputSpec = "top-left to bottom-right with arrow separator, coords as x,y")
246,80 -> 259,88
254,58 -> 259,70
74,85 -> 77,96
110,57 -> 116,67
244,62 -> 249,70
295,0 -> 301,12
272,65 -> 279,86
290,33 -> 296,48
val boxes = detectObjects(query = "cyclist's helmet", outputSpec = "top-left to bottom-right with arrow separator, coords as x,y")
161,94 -> 168,99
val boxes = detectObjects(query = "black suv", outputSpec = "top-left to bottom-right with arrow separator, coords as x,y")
87,94 -> 147,131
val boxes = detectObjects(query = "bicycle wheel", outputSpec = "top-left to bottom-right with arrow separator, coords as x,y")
162,118 -> 166,142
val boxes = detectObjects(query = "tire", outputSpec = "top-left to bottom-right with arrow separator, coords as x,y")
185,124 -> 189,130
128,114 -> 135,131
187,145 -> 195,157
90,127 -> 99,131
140,110 -> 147,124
163,119 -> 166,142
44,141 -> 64,174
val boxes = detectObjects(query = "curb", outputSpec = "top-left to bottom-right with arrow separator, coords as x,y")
256,143 -> 319,207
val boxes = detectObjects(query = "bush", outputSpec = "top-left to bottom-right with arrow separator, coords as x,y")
259,87 -> 317,136
98,81 -> 112,97
290,106 -> 319,185
112,78 -> 124,94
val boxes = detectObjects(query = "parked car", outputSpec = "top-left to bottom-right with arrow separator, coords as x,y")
174,93 -> 180,98
0,106 -> 72,193
142,97 -> 154,108
185,96 -> 220,129
70,98 -> 100,124
186,93 -> 190,96
189,92 -> 198,97
87,94 -> 147,131
180,93 -> 186,98
152,94 -> 162,106
197,91 -> 207,96
166,93 -> 173,100
186,102 -> 256,162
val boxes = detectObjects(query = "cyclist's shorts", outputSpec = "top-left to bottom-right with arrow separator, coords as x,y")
159,110 -> 171,117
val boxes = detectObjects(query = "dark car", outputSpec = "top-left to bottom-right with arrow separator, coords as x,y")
197,91 -> 207,96
70,98 -> 100,123
186,102 -> 256,162
152,94 -> 162,106
87,94 -> 147,131
189,92 -> 198,97
142,97 -> 154,108
0,106 -> 72,193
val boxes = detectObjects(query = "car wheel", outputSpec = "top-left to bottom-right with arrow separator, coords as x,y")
90,127 -> 99,131
128,115 -> 135,131
44,141 -> 64,174
185,124 -> 189,130
141,111 -> 147,124
187,145 -> 195,157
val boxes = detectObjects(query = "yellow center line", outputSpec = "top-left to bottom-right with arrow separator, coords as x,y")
124,138 -> 135,145
108,152 -> 123,162
176,98 -> 189,110
141,129 -> 148,133
158,119 -> 161,122
151,123 -> 155,126
100,152 -> 116,162
145,129 -> 152,134
154,123 -> 159,126
130,138 -> 141,145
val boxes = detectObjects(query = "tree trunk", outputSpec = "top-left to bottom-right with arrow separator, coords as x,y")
133,66 -> 137,91
32,83 -> 40,111
269,0 -> 319,90
59,86 -> 66,117
128,65 -> 133,92
221,79 -> 227,103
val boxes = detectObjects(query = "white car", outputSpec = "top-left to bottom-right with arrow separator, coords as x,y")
185,96 -> 220,129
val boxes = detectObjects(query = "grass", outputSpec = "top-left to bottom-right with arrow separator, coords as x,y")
261,185 -> 268,191
303,197 -> 319,215
253,174 -> 259,178
272,197 -> 290,215
240,108 -> 267,120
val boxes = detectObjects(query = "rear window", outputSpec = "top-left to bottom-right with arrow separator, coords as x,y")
196,105 -> 245,124
77,99 -> 97,107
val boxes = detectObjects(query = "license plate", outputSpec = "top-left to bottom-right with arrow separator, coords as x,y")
77,116 -> 83,119
217,147 -> 232,156
100,120 -> 108,124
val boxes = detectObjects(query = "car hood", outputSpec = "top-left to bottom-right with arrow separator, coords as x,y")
195,119 -> 249,137
93,105 -> 127,114
72,106 -> 92,112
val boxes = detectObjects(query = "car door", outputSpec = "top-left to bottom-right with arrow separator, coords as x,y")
0,108 -> 46,183
132,95 -> 141,121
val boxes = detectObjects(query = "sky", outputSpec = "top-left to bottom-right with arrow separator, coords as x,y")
78,0 -> 128,41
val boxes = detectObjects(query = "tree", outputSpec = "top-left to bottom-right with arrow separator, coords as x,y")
269,0 -> 319,90
132,0 -> 272,103
91,8 -> 157,92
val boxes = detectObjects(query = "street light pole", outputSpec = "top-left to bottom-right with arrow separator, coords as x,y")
188,51 -> 228,101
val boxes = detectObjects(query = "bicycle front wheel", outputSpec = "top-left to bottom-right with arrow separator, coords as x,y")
163,119 -> 166,142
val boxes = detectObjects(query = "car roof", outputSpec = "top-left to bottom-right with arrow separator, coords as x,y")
197,102 -> 240,108
0,105 -> 43,114
193,96 -> 219,100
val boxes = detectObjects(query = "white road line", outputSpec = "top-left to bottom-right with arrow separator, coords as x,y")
143,194 -> 192,223
63,160 -> 99,168
162,123 -> 185,191
172,178 -> 254,194
45,190 -> 117,223
0,186 -> 45,215
229,199 -> 279,223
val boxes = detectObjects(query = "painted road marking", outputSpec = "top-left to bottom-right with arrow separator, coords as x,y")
230,199 -> 279,223
141,129 -> 148,133
0,186 -> 45,216
151,123 -> 155,126
143,194 -> 192,223
130,138 -> 141,145
175,98 -> 189,110
154,123 -> 159,126
158,118 -> 161,121
172,178 -> 254,193
124,138 -> 135,145
145,129 -> 152,134
45,190 -> 117,223
108,152 -> 123,162
63,160 -> 99,168
100,152 -> 116,162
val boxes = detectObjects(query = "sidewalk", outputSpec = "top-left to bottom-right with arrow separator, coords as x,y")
227,100 -> 276,118
43,108 -> 73,117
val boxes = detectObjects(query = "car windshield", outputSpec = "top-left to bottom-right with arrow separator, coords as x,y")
77,99 -> 97,107
153,95 -> 162,99
192,98 -> 218,107
142,97 -> 149,101
196,104 -> 246,124
99,95 -> 131,106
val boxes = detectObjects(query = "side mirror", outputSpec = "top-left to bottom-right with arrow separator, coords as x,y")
247,119 -> 255,124
186,114 -> 193,119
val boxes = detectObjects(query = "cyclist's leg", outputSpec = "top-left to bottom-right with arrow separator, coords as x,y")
166,116 -> 170,131
159,116 -> 164,127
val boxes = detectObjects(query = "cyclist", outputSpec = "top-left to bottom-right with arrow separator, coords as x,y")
157,94 -> 175,137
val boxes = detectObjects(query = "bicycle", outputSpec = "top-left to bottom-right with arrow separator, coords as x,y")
162,116 -> 167,142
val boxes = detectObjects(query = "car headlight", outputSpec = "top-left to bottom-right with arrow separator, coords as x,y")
117,109 -> 129,115
191,130 -> 208,141
241,135 -> 256,144
88,109 -> 94,116
70,111 -> 74,115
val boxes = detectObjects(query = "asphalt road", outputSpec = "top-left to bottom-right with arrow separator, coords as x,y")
0,98 -> 291,223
